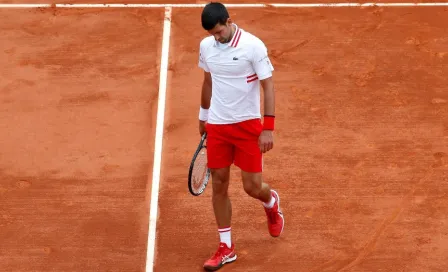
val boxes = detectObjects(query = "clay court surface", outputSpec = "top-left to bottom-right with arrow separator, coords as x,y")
0,1 -> 447,271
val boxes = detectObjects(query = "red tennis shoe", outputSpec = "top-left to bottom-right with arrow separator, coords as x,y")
203,242 -> 237,271
264,190 -> 284,237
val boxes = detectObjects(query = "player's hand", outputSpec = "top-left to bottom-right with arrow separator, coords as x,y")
199,120 -> 207,136
258,130 -> 274,153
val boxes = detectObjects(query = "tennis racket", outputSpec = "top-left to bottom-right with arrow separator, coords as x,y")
188,132 -> 211,196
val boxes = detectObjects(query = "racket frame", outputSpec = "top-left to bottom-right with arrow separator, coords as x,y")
188,132 -> 211,196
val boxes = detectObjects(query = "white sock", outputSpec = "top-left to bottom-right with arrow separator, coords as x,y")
263,193 -> 276,209
218,227 -> 232,248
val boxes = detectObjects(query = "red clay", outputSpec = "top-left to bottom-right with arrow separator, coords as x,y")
0,3 -> 447,272
1,0 -> 446,4
0,8 -> 162,272
156,6 -> 448,272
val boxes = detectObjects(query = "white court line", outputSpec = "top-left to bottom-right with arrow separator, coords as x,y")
146,6 -> 171,272
271,2 -> 448,7
1,3 -> 448,8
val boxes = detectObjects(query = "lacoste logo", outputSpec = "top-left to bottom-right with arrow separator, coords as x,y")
233,57 -> 238,60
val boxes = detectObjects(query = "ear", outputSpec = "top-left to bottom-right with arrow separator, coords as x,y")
227,18 -> 233,26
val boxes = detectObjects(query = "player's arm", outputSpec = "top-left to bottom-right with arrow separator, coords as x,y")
259,76 -> 275,153
197,40 -> 212,135
201,71 -> 212,110
198,71 -> 212,135
251,40 -> 275,126
251,40 -> 275,152
260,77 -> 275,118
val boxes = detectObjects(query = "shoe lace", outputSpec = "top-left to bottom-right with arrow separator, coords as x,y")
212,244 -> 226,259
266,208 -> 277,224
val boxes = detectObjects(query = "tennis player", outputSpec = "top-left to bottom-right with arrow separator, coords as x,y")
197,2 -> 284,270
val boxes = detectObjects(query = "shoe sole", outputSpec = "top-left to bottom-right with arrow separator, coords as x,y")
270,190 -> 284,237
203,255 -> 237,271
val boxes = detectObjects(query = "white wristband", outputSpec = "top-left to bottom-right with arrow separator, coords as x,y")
199,107 -> 209,121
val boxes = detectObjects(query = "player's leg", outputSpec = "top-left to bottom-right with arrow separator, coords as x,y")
211,166 -> 232,237
203,123 -> 237,271
241,171 -> 271,204
241,170 -> 284,237
234,119 -> 284,237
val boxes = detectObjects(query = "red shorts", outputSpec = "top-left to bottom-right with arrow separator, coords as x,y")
206,119 -> 263,173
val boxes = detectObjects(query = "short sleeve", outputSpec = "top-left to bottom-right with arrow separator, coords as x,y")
198,42 -> 210,72
251,40 -> 274,80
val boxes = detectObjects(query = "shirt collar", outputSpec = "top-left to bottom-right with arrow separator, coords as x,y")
214,24 -> 242,48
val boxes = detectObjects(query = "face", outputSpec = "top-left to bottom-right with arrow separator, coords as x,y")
208,19 -> 233,44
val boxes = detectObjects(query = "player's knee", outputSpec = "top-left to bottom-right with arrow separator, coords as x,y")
211,168 -> 230,197
242,171 -> 262,197
243,181 -> 260,198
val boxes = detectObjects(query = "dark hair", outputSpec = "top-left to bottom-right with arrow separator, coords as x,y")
201,2 -> 229,30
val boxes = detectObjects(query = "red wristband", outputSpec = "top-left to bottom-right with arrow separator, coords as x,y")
263,115 -> 275,130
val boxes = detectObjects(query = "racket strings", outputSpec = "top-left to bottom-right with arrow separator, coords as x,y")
192,148 -> 208,190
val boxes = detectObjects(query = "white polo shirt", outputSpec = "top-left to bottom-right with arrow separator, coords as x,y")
198,24 -> 274,124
